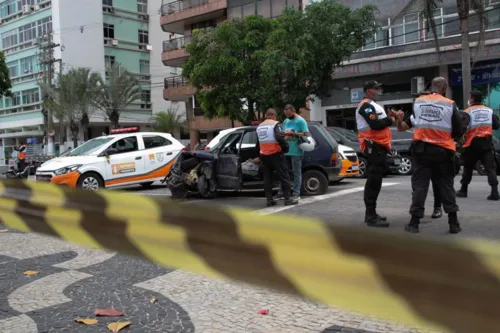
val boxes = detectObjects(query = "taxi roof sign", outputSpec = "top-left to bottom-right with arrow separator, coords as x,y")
109,127 -> 139,134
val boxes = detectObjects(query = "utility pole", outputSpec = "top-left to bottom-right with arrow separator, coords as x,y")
38,31 -> 60,155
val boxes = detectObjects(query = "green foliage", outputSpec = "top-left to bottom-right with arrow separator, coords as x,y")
152,107 -> 185,133
260,1 -> 378,111
95,63 -> 142,129
183,15 -> 276,124
0,52 -> 12,98
183,2 -> 377,122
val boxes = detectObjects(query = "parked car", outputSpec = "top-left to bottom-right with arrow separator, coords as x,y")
167,122 -> 342,198
389,128 -> 414,175
325,126 -> 402,177
332,144 -> 360,183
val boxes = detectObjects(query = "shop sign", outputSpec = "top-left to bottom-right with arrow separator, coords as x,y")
350,88 -> 364,103
450,60 -> 500,86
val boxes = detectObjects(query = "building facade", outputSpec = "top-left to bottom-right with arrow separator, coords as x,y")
0,0 -> 183,161
160,0 -> 303,148
310,0 -> 500,136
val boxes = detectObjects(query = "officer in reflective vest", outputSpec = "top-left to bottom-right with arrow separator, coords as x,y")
17,142 -> 27,172
457,90 -> 500,200
396,77 -> 464,234
355,80 -> 396,228
257,108 -> 298,207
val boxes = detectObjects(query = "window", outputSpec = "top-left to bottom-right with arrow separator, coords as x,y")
19,22 -> 37,43
240,130 -> 258,148
105,55 -> 115,67
37,16 -> 52,37
11,92 -> 21,106
2,29 -> 18,48
109,136 -> 138,154
20,55 -> 37,74
7,61 -> 18,77
486,7 -> 500,30
141,90 -> 151,102
391,13 -> 419,46
143,135 -> 171,149
191,19 -> 216,32
104,23 -> 115,39
424,9 -> 443,40
137,0 -> 147,13
138,29 -> 149,44
442,7 -> 460,37
219,132 -> 243,154
1,0 -> 16,18
103,0 -> 113,5
21,88 -> 40,104
17,0 -> 36,8
363,18 -> 390,50
139,60 -> 149,74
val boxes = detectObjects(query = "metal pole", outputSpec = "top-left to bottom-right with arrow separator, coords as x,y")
254,0 -> 257,14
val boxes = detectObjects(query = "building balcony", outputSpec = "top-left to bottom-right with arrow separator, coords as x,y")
162,36 -> 191,67
163,76 -> 197,101
189,115 -> 240,131
160,0 -> 227,34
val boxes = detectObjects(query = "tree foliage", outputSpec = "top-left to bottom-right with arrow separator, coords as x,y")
152,107 -> 185,134
183,15 -> 275,124
95,63 -> 142,129
260,2 -> 377,111
0,52 -> 12,98
183,2 -> 377,121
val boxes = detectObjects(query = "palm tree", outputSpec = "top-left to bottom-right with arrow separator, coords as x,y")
151,107 -> 185,134
397,0 -> 486,103
71,68 -> 101,141
95,63 -> 141,129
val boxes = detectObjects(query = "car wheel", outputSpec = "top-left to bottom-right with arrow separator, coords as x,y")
197,174 -> 215,199
358,157 -> 367,178
140,181 -> 154,189
301,170 -> 328,196
398,155 -> 413,175
77,172 -> 103,191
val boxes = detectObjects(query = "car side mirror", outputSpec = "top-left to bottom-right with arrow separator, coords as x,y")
106,148 -> 119,156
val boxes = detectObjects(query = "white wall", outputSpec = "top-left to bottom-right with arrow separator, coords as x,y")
148,0 -> 186,119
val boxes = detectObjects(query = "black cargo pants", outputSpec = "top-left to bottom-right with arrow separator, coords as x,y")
260,152 -> 292,201
410,142 -> 458,219
461,138 -> 498,187
363,141 -> 388,212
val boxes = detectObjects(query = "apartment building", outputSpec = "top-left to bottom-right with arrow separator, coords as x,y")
0,0 -> 183,161
309,0 -> 500,132
160,0 -> 302,147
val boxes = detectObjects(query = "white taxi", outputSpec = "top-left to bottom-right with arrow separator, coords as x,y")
35,127 -> 185,191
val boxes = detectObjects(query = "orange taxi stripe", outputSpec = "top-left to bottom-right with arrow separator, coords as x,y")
105,160 -> 176,187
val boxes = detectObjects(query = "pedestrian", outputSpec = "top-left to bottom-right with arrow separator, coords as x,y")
456,90 -> 500,200
355,80 -> 396,227
396,77 -> 464,234
257,108 -> 298,207
17,141 -> 27,172
274,104 -> 309,201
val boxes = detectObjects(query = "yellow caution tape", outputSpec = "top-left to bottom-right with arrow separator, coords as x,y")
0,179 -> 498,333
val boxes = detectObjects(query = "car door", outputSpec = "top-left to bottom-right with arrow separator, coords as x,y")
142,134 -> 181,181
104,135 -> 146,187
215,131 -> 243,190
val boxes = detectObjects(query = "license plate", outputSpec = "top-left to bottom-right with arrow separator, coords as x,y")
351,165 -> 359,171
36,176 -> 51,182
393,158 -> 401,166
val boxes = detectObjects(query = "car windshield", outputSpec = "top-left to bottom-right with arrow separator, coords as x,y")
333,127 -> 358,141
66,137 -> 114,156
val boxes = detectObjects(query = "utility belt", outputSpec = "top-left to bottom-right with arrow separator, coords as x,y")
363,139 -> 387,154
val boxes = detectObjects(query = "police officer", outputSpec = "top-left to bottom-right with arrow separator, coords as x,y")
17,141 -> 27,172
257,109 -> 298,207
356,81 -> 396,227
396,77 -> 464,234
457,90 -> 500,200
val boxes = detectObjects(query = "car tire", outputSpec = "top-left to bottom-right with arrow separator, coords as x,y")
398,155 -> 413,175
358,157 -> 367,178
140,181 -> 154,189
77,172 -> 103,191
301,169 -> 328,196
197,174 -> 215,199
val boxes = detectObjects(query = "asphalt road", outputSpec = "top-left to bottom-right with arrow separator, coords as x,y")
0,174 -> 497,333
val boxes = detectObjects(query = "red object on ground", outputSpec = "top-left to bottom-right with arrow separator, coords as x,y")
257,309 -> 269,315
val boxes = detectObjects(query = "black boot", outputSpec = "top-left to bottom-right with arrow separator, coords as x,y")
405,216 -> 420,233
266,200 -> 277,207
431,207 -> 442,219
487,186 -> 500,201
365,208 -> 389,227
284,197 -> 298,206
448,212 -> 461,234
456,185 -> 468,198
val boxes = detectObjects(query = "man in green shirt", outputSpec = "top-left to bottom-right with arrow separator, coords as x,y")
274,104 -> 309,200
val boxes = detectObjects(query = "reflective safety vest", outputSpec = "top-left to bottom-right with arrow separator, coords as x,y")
18,145 -> 26,160
463,104 -> 493,148
257,119 -> 282,155
412,93 -> 456,151
355,98 -> 392,151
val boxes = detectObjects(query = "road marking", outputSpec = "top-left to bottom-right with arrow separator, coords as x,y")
257,182 -> 400,215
